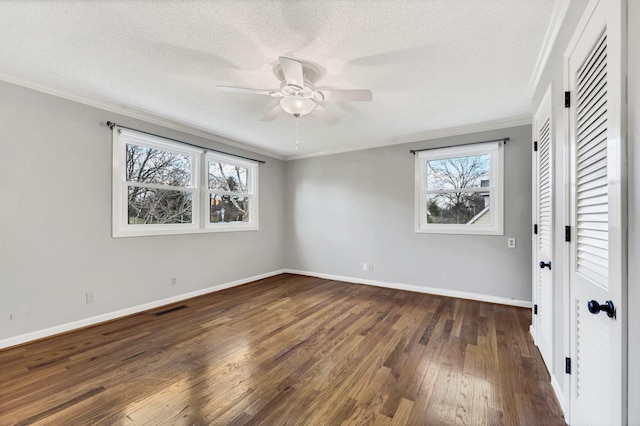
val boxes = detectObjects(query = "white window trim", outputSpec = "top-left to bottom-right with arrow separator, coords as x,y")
112,129 -> 259,237
414,141 -> 504,235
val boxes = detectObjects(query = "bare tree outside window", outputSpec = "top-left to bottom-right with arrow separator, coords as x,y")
425,154 -> 490,224
113,130 -> 259,237
208,161 -> 250,223
126,144 -> 193,224
416,141 -> 503,235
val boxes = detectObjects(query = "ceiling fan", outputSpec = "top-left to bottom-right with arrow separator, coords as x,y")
217,56 -> 373,124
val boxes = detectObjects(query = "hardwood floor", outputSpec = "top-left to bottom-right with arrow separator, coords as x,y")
0,274 -> 565,425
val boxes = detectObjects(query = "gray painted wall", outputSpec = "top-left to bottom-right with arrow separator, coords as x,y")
0,81 -> 286,342
285,125 -> 532,302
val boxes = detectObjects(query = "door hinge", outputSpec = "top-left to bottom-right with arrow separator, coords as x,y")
565,226 -> 571,242
564,91 -> 571,108
534,224 -> 538,235
566,357 -> 571,374
534,141 -> 538,151
534,304 -> 538,315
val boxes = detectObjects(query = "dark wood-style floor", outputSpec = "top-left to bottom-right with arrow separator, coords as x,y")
0,274 -> 564,425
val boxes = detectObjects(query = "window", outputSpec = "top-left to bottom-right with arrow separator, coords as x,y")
415,141 -> 504,235
205,153 -> 258,231
113,129 -> 258,237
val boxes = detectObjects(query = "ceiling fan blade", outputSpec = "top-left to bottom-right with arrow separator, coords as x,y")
217,86 -> 276,96
260,104 -> 282,122
320,89 -> 373,102
313,105 -> 339,125
279,57 -> 305,88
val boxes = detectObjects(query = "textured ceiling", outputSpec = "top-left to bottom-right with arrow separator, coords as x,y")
0,1 -> 559,159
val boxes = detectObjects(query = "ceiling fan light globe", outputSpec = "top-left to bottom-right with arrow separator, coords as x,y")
280,96 -> 317,117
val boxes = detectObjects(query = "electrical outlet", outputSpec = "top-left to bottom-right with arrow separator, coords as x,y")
362,263 -> 368,272
171,277 -> 177,286
367,264 -> 374,272
507,237 -> 516,249
86,291 -> 95,304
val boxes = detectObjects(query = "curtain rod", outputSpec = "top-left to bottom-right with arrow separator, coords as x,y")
409,137 -> 509,155
106,121 -> 266,164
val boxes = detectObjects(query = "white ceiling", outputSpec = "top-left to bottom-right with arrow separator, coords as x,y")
0,1 -> 562,159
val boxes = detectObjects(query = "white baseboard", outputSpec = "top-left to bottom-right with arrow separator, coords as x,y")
0,269 -> 287,350
551,374 -> 566,418
283,269 -> 532,308
529,324 -> 536,342
529,325 -> 566,420
1,269 -> 531,350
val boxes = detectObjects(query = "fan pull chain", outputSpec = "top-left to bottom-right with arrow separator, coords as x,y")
295,115 -> 300,152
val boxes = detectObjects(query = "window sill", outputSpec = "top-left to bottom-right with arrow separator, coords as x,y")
415,225 -> 504,236
113,224 -> 259,238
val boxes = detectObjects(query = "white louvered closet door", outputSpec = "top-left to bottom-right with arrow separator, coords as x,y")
533,89 -> 553,371
567,0 -> 626,424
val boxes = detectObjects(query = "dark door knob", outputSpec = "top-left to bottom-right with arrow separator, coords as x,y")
587,300 -> 615,318
539,261 -> 551,270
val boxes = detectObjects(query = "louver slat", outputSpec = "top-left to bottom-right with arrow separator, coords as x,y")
576,33 -> 607,86
575,31 -> 608,287
577,116 -> 607,149
576,151 -> 607,183
578,221 -> 608,232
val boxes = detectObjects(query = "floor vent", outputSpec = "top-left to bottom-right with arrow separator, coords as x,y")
152,305 -> 188,317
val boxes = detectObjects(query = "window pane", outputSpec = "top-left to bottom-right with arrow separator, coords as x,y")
126,144 -> 192,187
209,194 -> 250,223
426,192 -> 490,225
128,186 -> 193,224
208,161 -> 248,193
426,154 -> 490,190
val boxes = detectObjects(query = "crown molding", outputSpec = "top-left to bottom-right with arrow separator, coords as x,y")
525,0 -> 571,97
0,72 -> 286,161
285,115 -> 532,161
0,72 -> 532,163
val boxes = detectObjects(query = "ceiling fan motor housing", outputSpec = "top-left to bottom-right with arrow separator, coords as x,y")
217,56 -> 372,123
